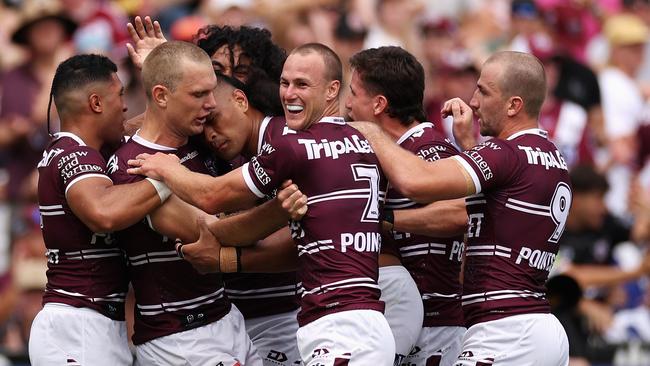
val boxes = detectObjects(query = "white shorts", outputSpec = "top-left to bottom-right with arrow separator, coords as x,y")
245,309 -> 301,366
28,303 -> 133,366
453,313 -> 569,366
401,326 -> 465,366
379,265 -> 424,360
135,305 -> 262,365
296,309 -> 395,366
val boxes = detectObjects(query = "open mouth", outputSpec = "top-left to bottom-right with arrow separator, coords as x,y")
286,104 -> 304,114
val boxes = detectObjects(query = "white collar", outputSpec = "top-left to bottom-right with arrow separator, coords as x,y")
396,122 -> 434,145
54,132 -> 86,146
257,116 -> 274,154
132,131 -> 177,151
318,116 -> 346,125
506,128 -> 548,141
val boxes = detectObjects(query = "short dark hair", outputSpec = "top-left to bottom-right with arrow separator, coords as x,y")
195,25 -> 286,83
292,43 -> 343,83
51,54 -> 117,114
349,46 -> 426,125
569,164 -> 609,193
217,70 -> 284,116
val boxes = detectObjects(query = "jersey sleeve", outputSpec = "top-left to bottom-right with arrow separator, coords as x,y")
242,135 -> 298,198
107,149 -> 145,185
452,139 -> 514,194
59,146 -> 112,196
415,138 -> 460,162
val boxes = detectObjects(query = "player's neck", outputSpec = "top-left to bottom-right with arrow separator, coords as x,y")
245,109 -> 266,157
379,117 -> 415,142
139,108 -> 188,148
62,120 -> 102,150
497,116 -> 539,140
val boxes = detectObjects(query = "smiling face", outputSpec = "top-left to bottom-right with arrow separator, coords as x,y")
202,85 -> 252,160
279,52 -> 335,130
165,58 -> 218,138
469,61 -> 507,137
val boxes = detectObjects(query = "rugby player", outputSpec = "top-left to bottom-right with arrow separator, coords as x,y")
351,51 -> 571,366
346,46 -> 467,366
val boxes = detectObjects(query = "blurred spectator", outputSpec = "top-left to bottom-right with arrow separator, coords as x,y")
0,0 -> 75,202
598,13 -> 648,220
60,0 -> 129,59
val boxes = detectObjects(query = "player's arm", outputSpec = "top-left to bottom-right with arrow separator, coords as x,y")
208,182 -> 307,246
389,198 -> 468,237
180,220 -> 297,274
147,194 -> 217,243
66,177 -> 168,233
351,122 -> 474,204
127,152 -> 258,213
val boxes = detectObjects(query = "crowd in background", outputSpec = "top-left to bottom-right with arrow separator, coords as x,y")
1,0 -> 650,365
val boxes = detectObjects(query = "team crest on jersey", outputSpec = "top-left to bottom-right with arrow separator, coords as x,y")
107,154 -> 119,175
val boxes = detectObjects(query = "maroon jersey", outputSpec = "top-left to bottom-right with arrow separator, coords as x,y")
384,123 -> 464,327
109,133 -> 230,345
243,116 -> 385,326
453,129 -> 572,327
37,132 -> 128,320
224,116 -> 300,319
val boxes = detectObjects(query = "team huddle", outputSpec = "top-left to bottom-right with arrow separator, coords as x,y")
29,15 -> 571,366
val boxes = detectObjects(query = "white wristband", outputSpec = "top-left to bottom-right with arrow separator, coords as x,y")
146,177 -> 171,203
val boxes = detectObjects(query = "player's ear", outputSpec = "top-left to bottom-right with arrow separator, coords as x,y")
88,93 -> 102,113
507,96 -> 523,117
325,80 -> 340,102
233,89 -> 248,112
373,95 -> 388,116
152,84 -> 168,108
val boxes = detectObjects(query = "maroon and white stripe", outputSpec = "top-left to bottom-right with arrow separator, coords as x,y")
137,288 -> 225,316
399,242 -> 447,257
465,244 -> 512,258
225,283 -> 301,300
301,277 -> 379,297
128,250 -> 182,266
461,289 -> 545,306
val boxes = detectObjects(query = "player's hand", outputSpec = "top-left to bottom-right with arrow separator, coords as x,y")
177,217 -> 221,274
126,16 -> 167,70
442,97 -> 476,150
127,152 -> 180,180
347,121 -> 381,139
277,180 -> 308,220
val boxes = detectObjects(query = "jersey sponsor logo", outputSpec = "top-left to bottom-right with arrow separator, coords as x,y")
38,148 -> 64,168
60,161 -> 104,184
515,246 -> 556,272
260,142 -> 276,155
450,240 -> 464,262
517,146 -> 568,171
417,146 -> 446,162
179,150 -> 199,164
57,151 -> 89,169
340,232 -> 381,253
250,156 -> 271,185
464,147 -> 493,181
298,135 -> 373,160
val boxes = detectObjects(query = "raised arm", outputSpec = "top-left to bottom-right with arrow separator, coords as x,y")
66,177 -> 168,233
350,122 -> 474,203
128,152 -> 258,213
126,16 -> 167,70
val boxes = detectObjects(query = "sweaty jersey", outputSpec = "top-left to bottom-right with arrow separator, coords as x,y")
452,128 -> 572,326
37,132 -> 128,320
223,116 -> 301,319
383,122 -> 464,327
109,133 -> 230,345
242,116 -> 385,326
